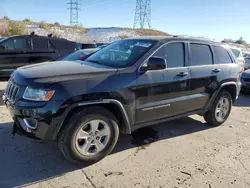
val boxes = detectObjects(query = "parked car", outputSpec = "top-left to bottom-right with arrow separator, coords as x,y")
228,46 -> 245,68
241,66 -> 250,90
0,34 -> 77,77
3,36 -> 241,164
59,48 -> 99,61
96,43 -> 109,47
77,43 -> 97,50
244,57 -> 250,70
97,44 -> 108,49
243,51 -> 250,58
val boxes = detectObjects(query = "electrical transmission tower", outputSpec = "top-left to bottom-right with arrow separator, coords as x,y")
68,0 -> 80,25
133,0 -> 151,29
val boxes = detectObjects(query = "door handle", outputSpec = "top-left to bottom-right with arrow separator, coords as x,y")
177,72 -> 188,77
213,68 -> 221,73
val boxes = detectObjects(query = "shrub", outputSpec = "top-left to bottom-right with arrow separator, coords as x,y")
135,28 -> 169,36
3,16 -> 9,20
6,21 -> 26,36
54,22 -> 60,26
23,18 -> 31,22
39,21 -> 48,29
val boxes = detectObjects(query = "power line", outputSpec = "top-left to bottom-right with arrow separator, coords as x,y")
133,0 -> 151,29
67,0 -> 81,25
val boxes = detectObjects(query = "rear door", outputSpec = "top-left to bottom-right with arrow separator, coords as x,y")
28,37 -> 57,64
212,45 -> 233,85
135,42 -> 191,124
0,37 -> 29,76
188,43 -> 221,110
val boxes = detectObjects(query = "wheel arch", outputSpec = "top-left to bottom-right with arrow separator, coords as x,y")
205,82 -> 238,113
56,99 -> 132,139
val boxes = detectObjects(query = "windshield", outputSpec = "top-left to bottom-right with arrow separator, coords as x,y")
230,48 -> 240,57
86,39 -> 156,68
61,50 -> 92,61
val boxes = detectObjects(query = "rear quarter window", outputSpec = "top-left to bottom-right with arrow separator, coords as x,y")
213,46 -> 232,64
190,43 -> 213,66
50,39 -> 77,50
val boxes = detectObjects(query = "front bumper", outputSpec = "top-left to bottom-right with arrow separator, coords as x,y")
3,96 -> 66,140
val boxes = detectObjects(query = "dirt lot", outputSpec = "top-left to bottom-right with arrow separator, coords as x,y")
1,81 -> 250,188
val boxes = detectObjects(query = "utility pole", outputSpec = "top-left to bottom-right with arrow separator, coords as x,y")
68,0 -> 80,26
133,0 -> 151,29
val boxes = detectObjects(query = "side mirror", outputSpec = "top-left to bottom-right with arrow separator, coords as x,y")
140,57 -> 166,72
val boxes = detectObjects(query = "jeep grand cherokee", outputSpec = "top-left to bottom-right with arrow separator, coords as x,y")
3,36 -> 241,164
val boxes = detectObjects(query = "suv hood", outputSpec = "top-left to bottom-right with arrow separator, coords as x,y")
14,60 -> 118,85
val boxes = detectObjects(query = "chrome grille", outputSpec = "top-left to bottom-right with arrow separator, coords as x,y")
5,81 -> 19,102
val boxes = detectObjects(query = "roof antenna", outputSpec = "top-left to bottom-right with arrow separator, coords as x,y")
30,31 -> 35,35
48,33 -> 53,38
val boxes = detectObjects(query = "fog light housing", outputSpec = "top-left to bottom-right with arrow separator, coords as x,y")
23,118 -> 37,129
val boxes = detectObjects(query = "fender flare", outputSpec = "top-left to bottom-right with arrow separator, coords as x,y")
78,99 -> 132,134
205,82 -> 238,113
50,99 -> 132,139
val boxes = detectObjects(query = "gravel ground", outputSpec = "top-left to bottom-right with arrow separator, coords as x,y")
0,81 -> 250,188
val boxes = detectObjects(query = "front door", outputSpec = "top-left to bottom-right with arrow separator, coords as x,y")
0,37 -> 30,76
135,42 -> 192,124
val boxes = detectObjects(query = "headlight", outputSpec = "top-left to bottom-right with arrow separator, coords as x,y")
23,87 -> 55,101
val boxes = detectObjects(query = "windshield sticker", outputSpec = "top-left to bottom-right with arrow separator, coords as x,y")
135,42 -> 152,48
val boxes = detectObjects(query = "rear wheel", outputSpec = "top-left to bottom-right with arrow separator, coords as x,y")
58,106 -> 119,164
204,91 -> 232,126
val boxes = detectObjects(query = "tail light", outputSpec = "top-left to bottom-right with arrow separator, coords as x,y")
240,67 -> 244,73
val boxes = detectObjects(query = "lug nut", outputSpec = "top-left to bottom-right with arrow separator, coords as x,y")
96,136 -> 100,140
95,131 -> 99,135
87,137 -> 91,141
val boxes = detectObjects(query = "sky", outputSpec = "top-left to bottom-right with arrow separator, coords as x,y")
0,0 -> 250,42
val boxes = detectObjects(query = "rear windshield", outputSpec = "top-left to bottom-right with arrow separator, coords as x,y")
245,58 -> 250,65
230,48 -> 240,57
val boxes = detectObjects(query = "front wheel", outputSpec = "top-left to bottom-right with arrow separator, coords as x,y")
58,107 -> 119,164
204,91 -> 232,126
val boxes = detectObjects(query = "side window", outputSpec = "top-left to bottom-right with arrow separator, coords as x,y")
32,38 -> 48,50
190,43 -> 213,66
48,40 -> 56,50
153,42 -> 185,68
2,38 -> 26,50
213,46 -> 232,64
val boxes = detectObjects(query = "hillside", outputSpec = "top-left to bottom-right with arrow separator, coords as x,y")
0,19 -> 170,43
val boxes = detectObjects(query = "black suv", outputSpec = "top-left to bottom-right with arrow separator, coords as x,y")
0,35 -> 77,77
3,36 -> 241,164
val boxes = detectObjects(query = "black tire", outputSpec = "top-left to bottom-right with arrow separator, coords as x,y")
204,91 -> 232,126
58,106 -> 119,164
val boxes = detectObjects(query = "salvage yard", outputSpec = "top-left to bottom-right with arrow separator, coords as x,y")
0,81 -> 250,188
